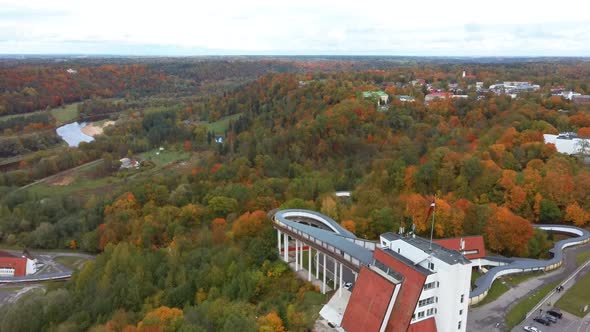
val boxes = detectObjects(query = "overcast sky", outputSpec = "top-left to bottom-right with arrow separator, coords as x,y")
1,0 -> 590,56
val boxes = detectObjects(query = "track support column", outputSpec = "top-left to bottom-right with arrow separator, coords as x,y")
322,254 -> 326,294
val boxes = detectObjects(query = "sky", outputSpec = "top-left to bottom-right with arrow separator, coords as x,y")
1,0 -> 590,56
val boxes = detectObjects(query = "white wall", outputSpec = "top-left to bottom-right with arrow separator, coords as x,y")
25,258 -> 37,275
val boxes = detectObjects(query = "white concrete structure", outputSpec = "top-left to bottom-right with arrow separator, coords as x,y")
544,133 -> 590,155
380,234 -> 471,332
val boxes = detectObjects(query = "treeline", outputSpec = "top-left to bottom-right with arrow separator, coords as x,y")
0,132 -> 62,158
0,112 -> 54,134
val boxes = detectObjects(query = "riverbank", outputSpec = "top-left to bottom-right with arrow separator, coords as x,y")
81,120 -> 115,137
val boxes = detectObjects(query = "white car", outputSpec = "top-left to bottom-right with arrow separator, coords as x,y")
343,282 -> 353,290
523,326 -> 541,332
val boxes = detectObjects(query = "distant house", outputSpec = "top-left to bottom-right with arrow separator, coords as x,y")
410,79 -> 426,86
451,95 -> 469,99
214,136 -> 224,144
395,95 -> 416,102
425,92 -> 451,103
66,68 -> 78,74
362,91 -> 389,105
573,95 -> 590,105
0,250 -> 37,277
544,133 -> 590,155
119,157 -> 140,169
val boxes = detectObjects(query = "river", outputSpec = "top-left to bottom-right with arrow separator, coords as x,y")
56,122 -> 94,147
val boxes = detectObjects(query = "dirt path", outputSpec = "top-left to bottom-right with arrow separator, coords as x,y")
16,159 -> 102,191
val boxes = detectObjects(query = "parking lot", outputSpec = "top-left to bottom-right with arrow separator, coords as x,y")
517,311 -> 590,332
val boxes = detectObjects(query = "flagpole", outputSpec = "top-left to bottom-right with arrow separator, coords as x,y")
429,195 -> 436,250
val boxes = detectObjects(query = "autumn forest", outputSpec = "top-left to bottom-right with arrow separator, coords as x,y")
1,57 -> 590,331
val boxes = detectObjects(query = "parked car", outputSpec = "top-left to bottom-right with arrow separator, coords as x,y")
547,309 -> 563,319
543,314 -> 557,323
533,317 -> 550,326
344,282 -> 353,290
523,326 -> 541,332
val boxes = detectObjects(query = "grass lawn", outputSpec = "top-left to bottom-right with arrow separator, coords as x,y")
0,103 -> 79,125
50,103 -> 79,125
205,113 -> 241,135
503,271 -> 545,286
26,149 -> 189,198
575,250 -> 590,266
556,269 -> 590,317
505,281 -> 560,328
54,256 -> 90,270
138,149 -> 190,166
472,280 -> 510,307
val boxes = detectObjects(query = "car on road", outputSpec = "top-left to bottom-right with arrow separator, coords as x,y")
523,326 -> 541,332
344,282 -> 353,290
547,309 -> 562,319
533,316 -> 551,326
543,314 -> 557,323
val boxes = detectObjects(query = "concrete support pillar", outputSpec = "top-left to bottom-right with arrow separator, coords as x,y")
283,233 -> 288,262
295,239 -> 299,271
322,254 -> 326,294
277,230 -> 281,257
354,271 -> 358,281
300,244 -> 304,270
339,263 -> 343,298
315,251 -> 319,279
334,260 -> 338,290
308,246 -> 312,281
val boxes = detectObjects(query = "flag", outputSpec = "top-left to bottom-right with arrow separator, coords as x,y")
424,199 -> 436,225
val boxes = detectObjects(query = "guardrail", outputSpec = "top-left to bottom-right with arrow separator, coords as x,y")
0,272 -> 72,283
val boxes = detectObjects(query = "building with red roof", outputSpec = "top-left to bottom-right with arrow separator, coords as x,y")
0,250 -> 37,277
341,232 -> 472,332
434,236 -> 486,260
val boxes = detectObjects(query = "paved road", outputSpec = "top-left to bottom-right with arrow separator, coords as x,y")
468,242 -> 590,332
0,250 -> 94,283
513,259 -> 590,332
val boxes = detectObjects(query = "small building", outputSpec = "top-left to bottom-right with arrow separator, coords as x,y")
573,95 -> 590,105
66,68 -> 78,74
396,95 -> 416,102
362,91 -> 389,106
425,92 -> 451,103
544,133 -> 590,155
119,157 -> 140,169
0,250 -> 37,277
411,79 -> 426,86
214,136 -> 224,144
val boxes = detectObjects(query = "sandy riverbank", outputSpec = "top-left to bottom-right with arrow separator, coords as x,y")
81,121 -> 115,137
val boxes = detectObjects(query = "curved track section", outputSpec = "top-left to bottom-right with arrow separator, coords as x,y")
274,209 -> 357,237
470,224 -> 590,304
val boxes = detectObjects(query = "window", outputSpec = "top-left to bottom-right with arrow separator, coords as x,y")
426,308 -> 435,316
398,248 -> 400,254
417,311 -> 425,319
412,314 -> 415,321
459,309 -> 463,315
423,281 -> 437,290
458,321 -> 462,329
418,297 -> 435,307
460,294 -> 464,303
428,262 -> 435,270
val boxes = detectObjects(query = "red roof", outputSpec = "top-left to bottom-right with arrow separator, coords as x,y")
374,248 -> 428,332
434,235 -> 486,259
407,317 -> 437,332
341,266 -> 397,332
0,256 -> 27,276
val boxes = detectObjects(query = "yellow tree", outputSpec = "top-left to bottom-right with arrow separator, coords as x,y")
565,202 -> 589,227
258,311 -> 285,332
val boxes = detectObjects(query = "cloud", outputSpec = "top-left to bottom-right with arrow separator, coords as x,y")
1,0 -> 590,55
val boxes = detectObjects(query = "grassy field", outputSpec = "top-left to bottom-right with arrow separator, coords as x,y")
556,269 -> 590,317
576,250 -> 590,266
505,281 -> 560,328
54,256 -> 89,270
472,280 -> 510,307
138,149 -> 190,166
50,103 -> 79,125
0,103 -> 79,125
205,113 -> 241,135
26,149 -> 189,198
